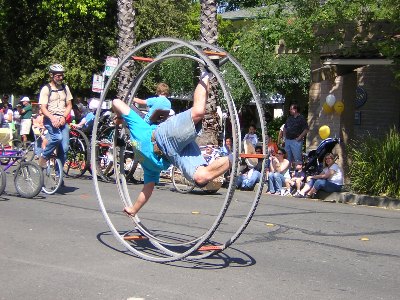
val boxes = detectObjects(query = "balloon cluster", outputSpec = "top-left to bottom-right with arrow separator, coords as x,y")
322,94 -> 344,115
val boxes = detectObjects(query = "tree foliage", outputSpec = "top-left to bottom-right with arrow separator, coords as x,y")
220,4 -> 310,108
0,0 -> 117,97
0,0 -> 398,100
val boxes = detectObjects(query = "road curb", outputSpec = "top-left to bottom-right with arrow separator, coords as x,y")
317,191 -> 400,210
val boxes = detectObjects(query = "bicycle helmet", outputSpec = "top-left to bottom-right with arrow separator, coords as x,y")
49,64 -> 65,73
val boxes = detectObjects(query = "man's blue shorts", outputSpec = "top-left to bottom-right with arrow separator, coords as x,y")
155,108 -> 207,180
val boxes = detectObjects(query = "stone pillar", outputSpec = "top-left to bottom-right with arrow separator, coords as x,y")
339,70 -> 357,183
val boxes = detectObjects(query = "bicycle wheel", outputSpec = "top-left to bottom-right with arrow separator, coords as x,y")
94,126 -> 115,182
171,166 -> 195,193
0,168 -> 6,196
64,131 -> 89,178
42,157 -> 63,195
14,161 -> 44,198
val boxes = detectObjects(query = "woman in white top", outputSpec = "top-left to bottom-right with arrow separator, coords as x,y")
296,152 -> 344,198
266,148 -> 291,194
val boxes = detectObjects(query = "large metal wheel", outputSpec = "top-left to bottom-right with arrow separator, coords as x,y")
92,38 -> 267,262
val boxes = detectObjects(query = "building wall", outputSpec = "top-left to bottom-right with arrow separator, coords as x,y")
354,65 -> 400,138
308,60 -> 400,182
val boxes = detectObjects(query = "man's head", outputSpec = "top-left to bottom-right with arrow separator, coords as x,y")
20,96 -> 30,106
289,104 -> 299,116
49,63 -> 65,85
225,137 -> 232,147
255,146 -> 262,154
2,95 -> 9,103
156,83 -> 170,96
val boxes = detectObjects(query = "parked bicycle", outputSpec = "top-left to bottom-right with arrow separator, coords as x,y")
0,128 -> 44,198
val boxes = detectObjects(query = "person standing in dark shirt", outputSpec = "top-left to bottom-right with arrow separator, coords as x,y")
283,104 -> 309,167
19,96 -> 33,147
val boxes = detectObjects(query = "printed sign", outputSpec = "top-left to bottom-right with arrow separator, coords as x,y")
104,56 -> 119,76
92,74 -> 104,93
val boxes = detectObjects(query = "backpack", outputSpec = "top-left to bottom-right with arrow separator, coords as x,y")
46,83 -> 67,106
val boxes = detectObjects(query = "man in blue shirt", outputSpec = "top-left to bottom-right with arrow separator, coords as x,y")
113,73 -> 231,217
133,82 -> 171,125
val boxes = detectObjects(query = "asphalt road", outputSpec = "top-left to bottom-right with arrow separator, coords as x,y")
1,173 -> 399,300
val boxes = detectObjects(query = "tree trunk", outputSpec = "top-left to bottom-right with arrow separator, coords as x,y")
117,0 -> 136,99
197,0 -> 220,146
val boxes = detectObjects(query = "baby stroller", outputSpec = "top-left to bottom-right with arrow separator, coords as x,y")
303,137 -> 340,176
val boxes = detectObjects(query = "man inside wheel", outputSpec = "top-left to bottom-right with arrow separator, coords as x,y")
112,72 -> 231,217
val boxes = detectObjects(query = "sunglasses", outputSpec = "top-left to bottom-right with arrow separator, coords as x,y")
277,152 -> 283,155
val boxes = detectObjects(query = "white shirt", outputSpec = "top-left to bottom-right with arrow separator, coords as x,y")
324,164 -> 344,185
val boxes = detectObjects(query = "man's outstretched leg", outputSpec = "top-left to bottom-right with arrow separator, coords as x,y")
191,72 -> 210,125
193,156 -> 231,187
191,72 -> 231,186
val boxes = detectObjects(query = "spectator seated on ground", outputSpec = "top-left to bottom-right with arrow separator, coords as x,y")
236,142 -> 261,191
294,152 -> 344,198
201,144 -> 219,165
288,161 -> 305,196
266,148 -> 290,195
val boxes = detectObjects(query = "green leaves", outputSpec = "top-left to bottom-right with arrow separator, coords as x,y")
348,128 -> 400,198
39,0 -> 108,26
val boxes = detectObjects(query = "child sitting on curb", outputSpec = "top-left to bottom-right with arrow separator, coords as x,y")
289,162 -> 306,196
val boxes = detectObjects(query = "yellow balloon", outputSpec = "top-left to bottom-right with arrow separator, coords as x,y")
334,100 -> 345,114
319,125 -> 330,140
322,102 -> 333,114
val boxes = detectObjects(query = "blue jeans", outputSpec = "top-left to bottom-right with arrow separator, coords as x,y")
309,178 -> 343,193
237,169 -> 261,190
43,118 -> 70,166
285,138 -> 303,164
268,172 -> 286,194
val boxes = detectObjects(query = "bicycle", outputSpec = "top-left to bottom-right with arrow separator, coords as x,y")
23,126 -> 64,195
64,126 -> 90,178
0,128 -> 44,198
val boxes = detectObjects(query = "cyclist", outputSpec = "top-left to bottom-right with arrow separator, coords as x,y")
38,64 -> 73,179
